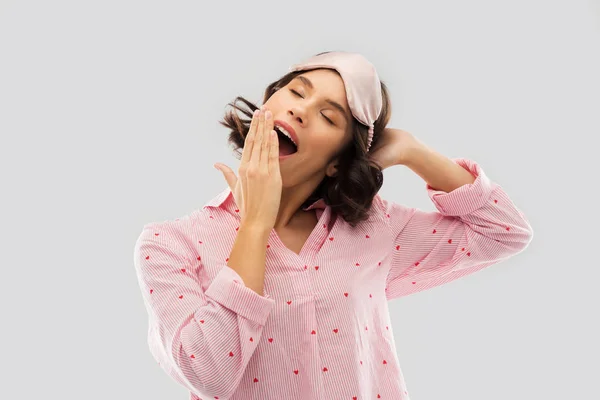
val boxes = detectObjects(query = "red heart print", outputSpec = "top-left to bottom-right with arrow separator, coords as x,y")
154,233 -> 159,236
329,237 -> 334,241
311,330 -> 316,335
287,300 -> 292,305
396,245 -> 400,250
181,269 -> 186,272
253,378 -> 258,382
294,370 -> 299,374
366,235 -> 370,238
315,266 -> 319,270
333,329 -> 338,333
149,289 -> 153,294
229,352 -> 234,357
433,229 -> 437,233
235,209 -> 239,212
467,252 -> 471,256
200,320 -> 204,323
355,263 -> 360,266
145,255 -> 150,260
250,337 -> 253,342
322,367 -> 328,372
190,354 -> 195,358
448,239 -> 452,244
383,360 -> 387,364
179,295 -> 183,299
344,293 -> 348,297
268,338 -> 273,343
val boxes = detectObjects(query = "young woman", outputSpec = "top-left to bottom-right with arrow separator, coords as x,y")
134,51 -> 533,400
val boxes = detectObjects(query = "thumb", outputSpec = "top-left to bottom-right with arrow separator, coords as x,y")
214,163 -> 237,191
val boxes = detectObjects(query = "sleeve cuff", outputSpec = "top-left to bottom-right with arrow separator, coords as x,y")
426,158 -> 495,217
205,265 -> 276,326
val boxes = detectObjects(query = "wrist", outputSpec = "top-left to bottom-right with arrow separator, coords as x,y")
239,222 -> 272,237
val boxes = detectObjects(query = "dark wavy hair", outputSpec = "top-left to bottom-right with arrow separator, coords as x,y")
218,54 -> 392,228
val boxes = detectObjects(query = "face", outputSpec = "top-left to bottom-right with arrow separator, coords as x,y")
263,68 -> 354,187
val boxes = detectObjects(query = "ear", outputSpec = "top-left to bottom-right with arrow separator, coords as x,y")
325,158 -> 339,178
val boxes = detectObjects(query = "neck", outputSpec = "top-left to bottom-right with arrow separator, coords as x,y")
273,175 -> 324,230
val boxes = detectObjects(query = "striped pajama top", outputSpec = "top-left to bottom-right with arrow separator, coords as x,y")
133,157 -> 534,400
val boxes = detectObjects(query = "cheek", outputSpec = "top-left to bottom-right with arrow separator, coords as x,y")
313,134 -> 342,151
266,91 -> 285,106
303,138 -> 341,164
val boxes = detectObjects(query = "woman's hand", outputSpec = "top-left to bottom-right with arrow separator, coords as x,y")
214,106 -> 282,230
369,128 -> 418,169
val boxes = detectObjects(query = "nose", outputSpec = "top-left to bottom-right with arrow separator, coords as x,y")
288,109 -> 304,126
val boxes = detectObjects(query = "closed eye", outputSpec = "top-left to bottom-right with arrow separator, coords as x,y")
290,89 -> 335,125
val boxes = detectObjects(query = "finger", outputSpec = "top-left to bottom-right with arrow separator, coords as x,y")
269,128 -> 281,174
261,109 -> 274,167
241,109 -> 260,166
250,108 -> 265,166
214,163 -> 237,191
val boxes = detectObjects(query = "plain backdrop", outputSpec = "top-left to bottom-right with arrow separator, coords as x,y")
1,0 -> 599,399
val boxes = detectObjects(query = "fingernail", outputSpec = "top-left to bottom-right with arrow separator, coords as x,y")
265,110 -> 272,119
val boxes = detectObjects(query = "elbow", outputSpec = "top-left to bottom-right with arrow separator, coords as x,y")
520,220 -> 534,249
153,342 -> 238,400
148,328 -> 240,399
172,335 -> 243,399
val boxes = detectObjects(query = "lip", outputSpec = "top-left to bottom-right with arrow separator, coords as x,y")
278,152 -> 296,161
273,120 -> 299,148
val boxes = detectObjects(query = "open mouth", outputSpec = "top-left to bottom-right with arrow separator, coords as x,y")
274,126 -> 298,156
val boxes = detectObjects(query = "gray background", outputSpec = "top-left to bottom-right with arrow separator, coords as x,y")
1,0 -> 598,399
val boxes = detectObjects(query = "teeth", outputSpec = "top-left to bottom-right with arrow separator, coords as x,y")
275,125 -> 297,147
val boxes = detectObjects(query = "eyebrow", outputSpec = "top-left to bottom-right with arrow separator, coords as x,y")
294,75 -> 349,122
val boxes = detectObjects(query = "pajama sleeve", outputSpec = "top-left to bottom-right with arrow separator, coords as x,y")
377,158 -> 534,301
133,222 -> 276,399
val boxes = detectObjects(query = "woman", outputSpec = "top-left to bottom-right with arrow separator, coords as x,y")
133,51 -> 534,400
